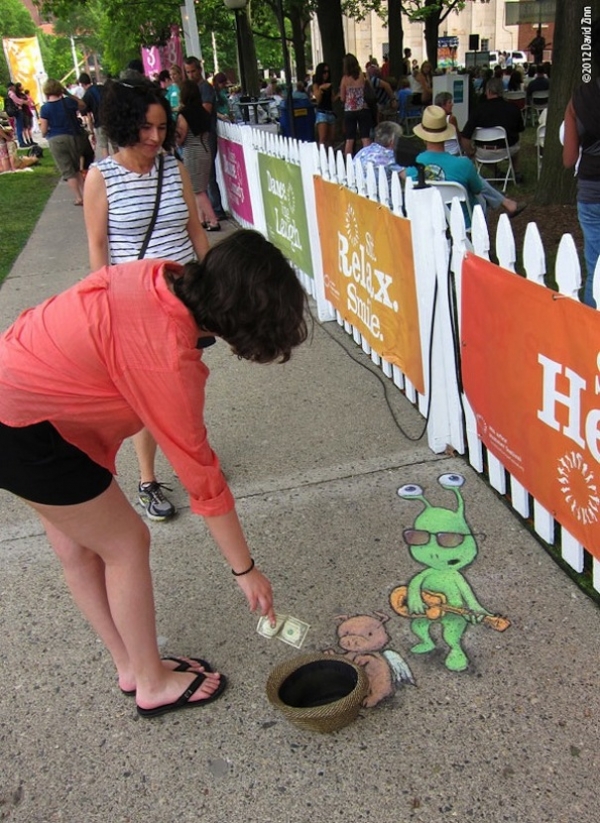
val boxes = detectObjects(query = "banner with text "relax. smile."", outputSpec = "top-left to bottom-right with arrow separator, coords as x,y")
314,177 -> 423,393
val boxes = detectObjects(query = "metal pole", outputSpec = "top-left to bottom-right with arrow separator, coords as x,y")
276,0 -> 295,138
70,36 -> 79,80
180,0 -> 203,64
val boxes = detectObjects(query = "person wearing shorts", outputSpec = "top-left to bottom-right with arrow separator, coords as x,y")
0,230 -> 308,719
339,53 -> 373,156
312,62 -> 337,149
39,78 -> 86,204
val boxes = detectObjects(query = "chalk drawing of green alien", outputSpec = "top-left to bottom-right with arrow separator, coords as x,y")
389,473 -> 510,672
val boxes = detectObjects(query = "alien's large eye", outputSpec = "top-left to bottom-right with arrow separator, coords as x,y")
438,473 -> 465,489
398,484 -> 423,498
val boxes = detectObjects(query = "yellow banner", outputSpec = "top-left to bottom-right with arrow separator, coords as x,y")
314,176 -> 424,394
2,37 -> 45,107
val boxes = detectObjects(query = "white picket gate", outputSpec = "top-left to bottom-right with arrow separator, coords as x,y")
215,122 -> 600,593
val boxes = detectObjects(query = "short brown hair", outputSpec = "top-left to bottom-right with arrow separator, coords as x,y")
170,230 -> 309,364
43,78 -> 64,97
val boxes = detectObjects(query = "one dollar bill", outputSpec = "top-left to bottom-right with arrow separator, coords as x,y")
278,616 -> 310,649
257,613 -> 287,639
256,614 -> 310,649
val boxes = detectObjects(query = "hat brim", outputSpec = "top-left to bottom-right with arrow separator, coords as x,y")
413,122 -> 456,143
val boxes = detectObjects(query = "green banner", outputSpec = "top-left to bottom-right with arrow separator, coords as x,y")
257,153 -> 314,279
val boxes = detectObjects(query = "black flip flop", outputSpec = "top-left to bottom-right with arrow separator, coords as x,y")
137,671 -> 227,718
120,656 -> 214,696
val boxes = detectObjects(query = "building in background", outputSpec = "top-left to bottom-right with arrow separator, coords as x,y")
310,0 -> 553,74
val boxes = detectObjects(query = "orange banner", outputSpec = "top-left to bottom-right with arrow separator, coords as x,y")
461,253 -> 600,558
314,177 -> 423,393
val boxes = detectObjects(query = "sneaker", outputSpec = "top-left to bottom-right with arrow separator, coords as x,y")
138,481 -> 175,521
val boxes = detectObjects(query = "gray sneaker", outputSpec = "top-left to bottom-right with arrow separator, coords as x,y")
138,481 -> 175,521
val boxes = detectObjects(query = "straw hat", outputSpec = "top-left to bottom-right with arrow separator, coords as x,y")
266,653 -> 369,734
413,105 -> 456,142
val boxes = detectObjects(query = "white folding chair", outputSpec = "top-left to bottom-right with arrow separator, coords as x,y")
504,90 -> 527,126
536,123 -> 546,179
428,180 -> 473,228
530,90 -> 549,126
472,126 -> 517,192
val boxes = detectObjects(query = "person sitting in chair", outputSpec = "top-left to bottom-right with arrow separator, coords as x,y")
406,106 -> 525,224
460,77 -> 525,181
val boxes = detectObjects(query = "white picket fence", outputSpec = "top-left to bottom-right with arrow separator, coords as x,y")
216,121 -> 600,593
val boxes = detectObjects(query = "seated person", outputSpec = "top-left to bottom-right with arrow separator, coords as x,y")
434,91 -> 461,156
0,122 -> 39,173
354,121 -> 405,184
396,78 -> 414,116
526,65 -> 550,103
460,77 -> 524,178
406,106 -> 525,225
292,81 -> 311,102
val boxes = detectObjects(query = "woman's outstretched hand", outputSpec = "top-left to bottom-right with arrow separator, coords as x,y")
235,566 -> 275,625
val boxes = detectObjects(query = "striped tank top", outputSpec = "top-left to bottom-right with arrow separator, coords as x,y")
93,153 -> 195,264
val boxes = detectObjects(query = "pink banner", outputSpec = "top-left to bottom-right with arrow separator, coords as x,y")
141,26 -> 183,77
218,136 -> 254,225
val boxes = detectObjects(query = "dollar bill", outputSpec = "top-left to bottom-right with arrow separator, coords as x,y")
278,616 -> 310,649
256,613 -> 287,639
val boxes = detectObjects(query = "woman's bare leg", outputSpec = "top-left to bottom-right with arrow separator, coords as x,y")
132,428 -> 157,484
26,480 -> 221,708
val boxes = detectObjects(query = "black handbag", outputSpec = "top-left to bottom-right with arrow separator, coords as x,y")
61,97 -> 94,166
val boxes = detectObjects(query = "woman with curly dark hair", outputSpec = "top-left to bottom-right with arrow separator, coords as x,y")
0,229 -> 308,718
84,77 -> 208,523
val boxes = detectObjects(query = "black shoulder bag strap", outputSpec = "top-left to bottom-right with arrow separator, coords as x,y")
138,153 -> 164,260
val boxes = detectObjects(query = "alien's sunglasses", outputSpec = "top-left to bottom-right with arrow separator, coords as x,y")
403,529 -> 471,548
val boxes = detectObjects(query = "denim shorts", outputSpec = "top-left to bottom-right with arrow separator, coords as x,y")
316,110 -> 336,126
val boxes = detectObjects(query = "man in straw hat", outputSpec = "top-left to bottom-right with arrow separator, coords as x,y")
406,105 -> 525,221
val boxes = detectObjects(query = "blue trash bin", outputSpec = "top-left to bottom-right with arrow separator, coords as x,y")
279,98 -> 316,141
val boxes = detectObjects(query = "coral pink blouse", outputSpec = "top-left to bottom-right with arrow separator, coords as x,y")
0,259 -> 234,517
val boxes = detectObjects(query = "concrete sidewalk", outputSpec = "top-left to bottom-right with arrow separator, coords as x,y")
1,178 -> 599,823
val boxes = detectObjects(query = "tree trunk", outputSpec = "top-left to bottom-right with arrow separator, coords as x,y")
535,0 -> 600,204
315,0 -> 346,92
240,3 -> 261,97
424,0 -> 441,68
387,0 -> 404,80
289,5 -> 307,82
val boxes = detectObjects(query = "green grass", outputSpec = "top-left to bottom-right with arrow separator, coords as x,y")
0,152 -> 60,284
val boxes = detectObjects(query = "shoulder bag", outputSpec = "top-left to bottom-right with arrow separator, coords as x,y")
138,153 -> 165,260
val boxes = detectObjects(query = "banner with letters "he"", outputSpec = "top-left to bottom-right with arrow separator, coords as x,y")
218,136 -> 254,225
461,253 -> 600,559
257,153 -> 313,278
314,176 -> 423,393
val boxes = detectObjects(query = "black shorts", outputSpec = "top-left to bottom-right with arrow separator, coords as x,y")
0,420 -> 113,505
344,109 -> 373,140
